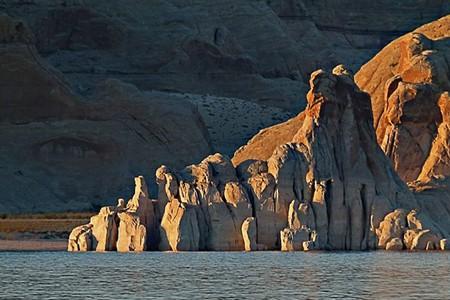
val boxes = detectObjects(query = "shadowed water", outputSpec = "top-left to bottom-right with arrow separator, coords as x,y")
0,251 -> 449,299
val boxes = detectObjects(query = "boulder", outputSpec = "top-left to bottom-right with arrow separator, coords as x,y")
159,199 -> 201,252
411,230 -> 441,251
385,238 -> 404,251
158,154 -> 253,251
288,200 -> 315,231
280,228 -> 310,251
302,241 -> 316,252
376,209 -> 407,249
403,229 -> 419,250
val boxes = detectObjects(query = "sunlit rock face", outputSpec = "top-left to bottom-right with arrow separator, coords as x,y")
69,65 -> 450,252
354,16 -> 450,244
68,177 -> 157,252
153,66 -> 450,252
0,15 -> 211,213
355,15 -> 450,184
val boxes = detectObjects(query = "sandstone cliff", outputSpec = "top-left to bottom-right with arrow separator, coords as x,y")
70,66 -> 450,251
355,15 -> 450,183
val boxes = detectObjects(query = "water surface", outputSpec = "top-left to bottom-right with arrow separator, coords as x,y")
0,251 -> 449,299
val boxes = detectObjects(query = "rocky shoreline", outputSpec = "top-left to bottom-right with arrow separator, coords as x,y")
68,63 -> 450,253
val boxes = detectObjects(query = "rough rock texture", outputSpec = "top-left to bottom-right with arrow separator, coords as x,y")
155,67 -> 450,251
116,211 -> 147,252
69,64 -> 450,252
158,154 -> 253,251
5,1 -> 448,111
68,177 -> 158,252
355,15 -> 450,183
385,238 -> 404,251
0,15 -> 211,213
354,16 -> 450,250
90,206 -> 118,251
125,176 -> 158,250
440,239 -> 449,250
375,209 -> 445,251
67,224 -> 92,252
280,227 -> 311,251
3,5 -> 450,214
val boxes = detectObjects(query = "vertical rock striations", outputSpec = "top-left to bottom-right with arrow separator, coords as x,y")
69,59 -> 450,251
68,177 -> 157,252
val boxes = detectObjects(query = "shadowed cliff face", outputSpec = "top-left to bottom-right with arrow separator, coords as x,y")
0,15 -> 212,213
3,0 -> 449,111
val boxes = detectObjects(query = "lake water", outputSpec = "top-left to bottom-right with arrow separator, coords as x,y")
0,251 -> 449,299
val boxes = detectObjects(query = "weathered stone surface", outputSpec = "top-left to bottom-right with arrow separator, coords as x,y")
0,15 -> 211,213
6,1 -> 448,111
355,15 -> 450,184
232,113 -> 306,166
158,66 -> 438,252
158,154 -> 253,251
116,212 -> 147,252
280,228 -> 311,251
241,217 -> 257,251
90,206 -> 118,252
385,238 -> 404,251
302,241 -> 315,252
375,209 -> 407,249
68,177 -> 156,252
288,200 -> 315,231
159,200 -> 200,252
376,208 -> 445,251
126,176 -> 157,250
411,230 -> 441,251
67,224 -> 92,252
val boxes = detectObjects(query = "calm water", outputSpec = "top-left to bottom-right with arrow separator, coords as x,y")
0,251 -> 449,299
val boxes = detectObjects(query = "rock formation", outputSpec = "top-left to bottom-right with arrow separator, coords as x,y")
355,15 -> 450,183
2,5 -> 450,215
0,15 -> 211,213
68,176 -> 157,252
157,154 -> 253,251
70,62 -> 450,252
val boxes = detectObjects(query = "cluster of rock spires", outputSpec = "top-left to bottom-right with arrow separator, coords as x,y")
69,57 -> 450,251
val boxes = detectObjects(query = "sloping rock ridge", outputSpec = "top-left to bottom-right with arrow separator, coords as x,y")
70,66 -> 450,251
0,15 -> 211,213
